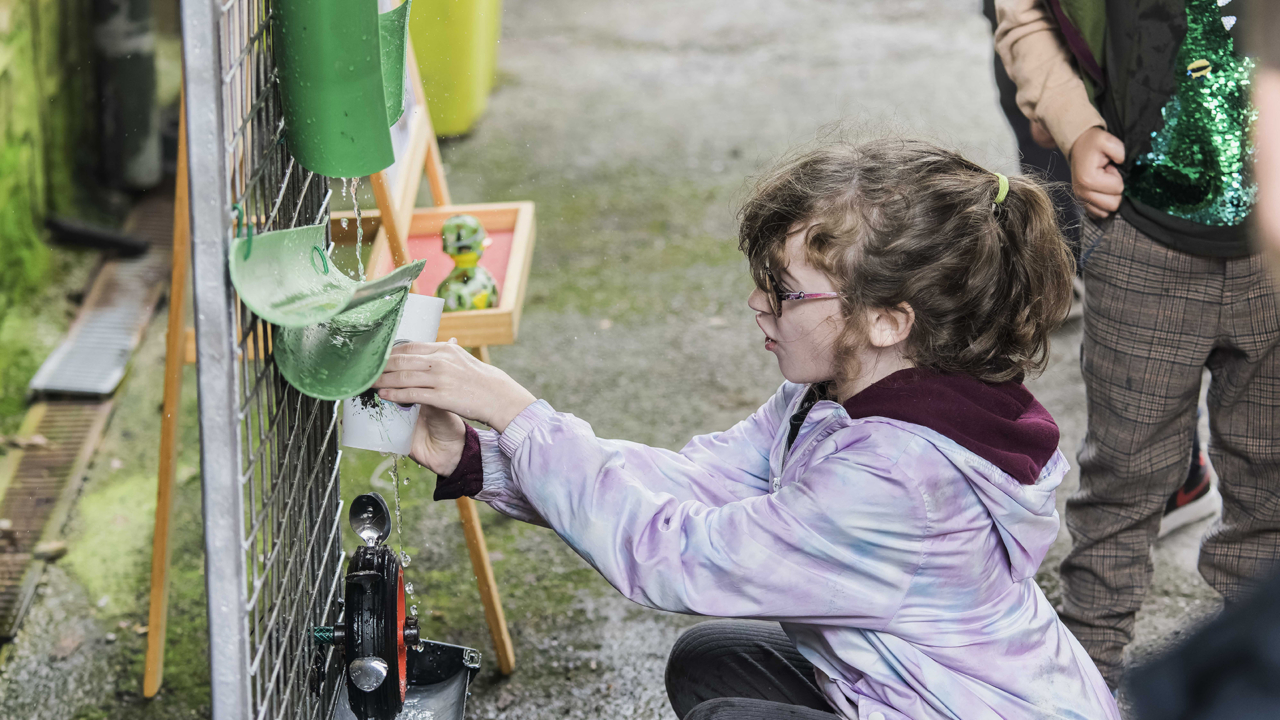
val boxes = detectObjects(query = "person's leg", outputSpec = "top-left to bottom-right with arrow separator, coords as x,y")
1198,253 -> 1280,601
684,697 -> 839,720
1060,216 -> 1219,688
665,620 -> 832,719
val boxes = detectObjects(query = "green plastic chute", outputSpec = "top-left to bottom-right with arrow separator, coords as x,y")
274,290 -> 411,401
228,221 -> 426,400
273,0 -> 412,178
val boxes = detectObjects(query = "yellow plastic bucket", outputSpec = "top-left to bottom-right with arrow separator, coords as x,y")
409,0 -> 503,136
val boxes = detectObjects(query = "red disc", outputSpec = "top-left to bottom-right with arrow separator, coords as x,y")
397,565 -> 407,702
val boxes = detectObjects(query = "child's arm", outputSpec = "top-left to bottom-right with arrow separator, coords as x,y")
500,406 -> 926,623
376,344 -> 927,622
994,0 -> 1124,217
993,0 -> 1104,160
378,343 -> 797,507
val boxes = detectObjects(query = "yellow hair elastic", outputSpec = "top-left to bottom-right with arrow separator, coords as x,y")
993,172 -> 1009,205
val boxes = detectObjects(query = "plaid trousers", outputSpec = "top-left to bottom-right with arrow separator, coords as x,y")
1059,215 -> 1280,689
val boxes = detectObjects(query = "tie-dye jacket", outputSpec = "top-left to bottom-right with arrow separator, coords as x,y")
459,381 -> 1120,720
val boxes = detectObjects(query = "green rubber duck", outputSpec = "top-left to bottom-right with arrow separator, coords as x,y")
436,214 -> 499,311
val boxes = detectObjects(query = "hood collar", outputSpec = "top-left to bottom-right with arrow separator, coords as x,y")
841,368 -> 1059,485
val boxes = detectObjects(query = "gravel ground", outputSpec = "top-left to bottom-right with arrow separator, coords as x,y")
0,1 -> 1223,718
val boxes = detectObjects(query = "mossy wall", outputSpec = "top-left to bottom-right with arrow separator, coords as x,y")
0,0 -> 93,317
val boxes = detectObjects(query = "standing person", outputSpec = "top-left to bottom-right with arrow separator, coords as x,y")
996,0 -> 1280,692
983,0 -> 1219,540
376,140 -> 1121,720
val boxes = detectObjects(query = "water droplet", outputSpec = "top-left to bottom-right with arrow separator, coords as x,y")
405,582 -> 414,595
341,217 -> 348,229
400,551 -> 411,567
410,604 -> 418,616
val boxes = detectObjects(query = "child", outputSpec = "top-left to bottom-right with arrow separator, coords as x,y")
374,140 -> 1120,720
996,0 -> 1280,691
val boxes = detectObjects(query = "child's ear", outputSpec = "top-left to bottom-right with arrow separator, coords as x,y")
867,303 -> 914,349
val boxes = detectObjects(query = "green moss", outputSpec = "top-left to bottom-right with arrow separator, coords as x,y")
55,321 -> 211,718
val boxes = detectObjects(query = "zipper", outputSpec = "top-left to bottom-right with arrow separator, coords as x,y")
772,404 -> 843,492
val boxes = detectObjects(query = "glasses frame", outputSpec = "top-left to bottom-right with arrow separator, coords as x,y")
762,265 -> 842,317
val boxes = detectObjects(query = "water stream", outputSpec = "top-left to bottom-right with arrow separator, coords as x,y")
348,177 -> 366,281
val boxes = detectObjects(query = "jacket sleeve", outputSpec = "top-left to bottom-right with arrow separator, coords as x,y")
500,409 -> 928,628
453,384 -> 801,526
994,0 -> 1105,157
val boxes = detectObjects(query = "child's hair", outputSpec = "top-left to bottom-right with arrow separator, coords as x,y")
739,139 -> 1074,384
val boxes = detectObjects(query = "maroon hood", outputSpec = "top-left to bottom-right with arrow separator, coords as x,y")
841,368 -> 1059,485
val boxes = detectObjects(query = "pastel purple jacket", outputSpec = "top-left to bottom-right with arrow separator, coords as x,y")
439,374 -> 1120,720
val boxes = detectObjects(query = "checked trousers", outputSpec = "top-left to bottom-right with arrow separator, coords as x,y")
1060,215 -> 1280,689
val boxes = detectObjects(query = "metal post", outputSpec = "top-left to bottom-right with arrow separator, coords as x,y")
181,0 -> 249,716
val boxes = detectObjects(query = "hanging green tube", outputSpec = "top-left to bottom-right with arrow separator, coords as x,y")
273,0 -> 411,177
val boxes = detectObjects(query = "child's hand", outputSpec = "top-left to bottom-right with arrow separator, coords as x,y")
373,341 -> 537,433
1070,127 -> 1126,219
409,404 -> 468,477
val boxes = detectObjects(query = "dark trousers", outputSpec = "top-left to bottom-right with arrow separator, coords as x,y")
665,621 -> 838,720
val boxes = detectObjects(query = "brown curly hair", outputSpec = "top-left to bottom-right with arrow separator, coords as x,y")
739,139 -> 1074,385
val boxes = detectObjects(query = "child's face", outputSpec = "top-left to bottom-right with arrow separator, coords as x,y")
748,228 -> 844,386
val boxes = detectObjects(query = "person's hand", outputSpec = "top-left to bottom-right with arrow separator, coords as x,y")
1030,119 -> 1056,150
1070,126 -> 1126,218
373,341 -> 537,433
408,404 -> 467,477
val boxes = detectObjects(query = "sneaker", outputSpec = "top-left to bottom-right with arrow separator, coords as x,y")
1158,450 -> 1221,538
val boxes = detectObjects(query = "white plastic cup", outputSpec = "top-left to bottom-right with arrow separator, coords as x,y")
342,293 -> 446,455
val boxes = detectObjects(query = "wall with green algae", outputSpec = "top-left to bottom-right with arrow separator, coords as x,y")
0,0 -> 94,318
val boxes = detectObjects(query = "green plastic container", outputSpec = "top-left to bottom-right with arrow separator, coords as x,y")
409,0 -> 503,136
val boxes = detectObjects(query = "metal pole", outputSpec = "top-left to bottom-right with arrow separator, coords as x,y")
180,0 -> 250,715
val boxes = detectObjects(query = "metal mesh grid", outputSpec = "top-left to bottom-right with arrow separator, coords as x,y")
190,0 -> 346,717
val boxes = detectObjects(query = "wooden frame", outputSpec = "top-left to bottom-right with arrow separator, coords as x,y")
330,201 -> 537,348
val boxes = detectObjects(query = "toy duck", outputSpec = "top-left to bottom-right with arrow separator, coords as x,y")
435,214 -> 499,311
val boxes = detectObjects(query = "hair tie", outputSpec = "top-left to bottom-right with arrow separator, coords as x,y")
993,173 -> 1009,205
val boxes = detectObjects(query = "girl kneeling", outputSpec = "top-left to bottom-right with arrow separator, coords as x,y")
375,140 -> 1119,720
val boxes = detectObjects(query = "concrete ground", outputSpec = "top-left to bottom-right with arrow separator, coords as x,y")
0,0 -> 1223,718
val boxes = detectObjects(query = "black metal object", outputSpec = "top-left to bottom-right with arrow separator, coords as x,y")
343,544 -> 406,720
314,493 -> 481,720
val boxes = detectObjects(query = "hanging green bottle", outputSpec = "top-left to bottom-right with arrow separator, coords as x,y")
436,214 -> 500,311
1126,0 -> 1257,226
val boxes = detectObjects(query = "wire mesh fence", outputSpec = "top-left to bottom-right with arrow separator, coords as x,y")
184,0 -> 346,717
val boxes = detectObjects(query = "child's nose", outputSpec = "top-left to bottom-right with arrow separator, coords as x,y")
747,287 -> 772,315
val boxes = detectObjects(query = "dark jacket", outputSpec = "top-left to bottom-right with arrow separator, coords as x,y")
1052,0 -> 1255,256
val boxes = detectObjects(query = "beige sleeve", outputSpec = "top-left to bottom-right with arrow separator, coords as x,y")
994,0 -> 1106,158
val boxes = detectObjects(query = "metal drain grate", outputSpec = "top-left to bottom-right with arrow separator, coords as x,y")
0,402 -> 113,640
29,196 -> 174,397
28,252 -> 171,396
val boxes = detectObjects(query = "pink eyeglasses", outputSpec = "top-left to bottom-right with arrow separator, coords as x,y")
760,265 -> 842,317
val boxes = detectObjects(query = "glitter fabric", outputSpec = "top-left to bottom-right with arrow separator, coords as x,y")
1127,0 -> 1257,226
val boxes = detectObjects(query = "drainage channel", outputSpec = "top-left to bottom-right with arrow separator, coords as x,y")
0,402 -> 113,640
0,194 -> 174,644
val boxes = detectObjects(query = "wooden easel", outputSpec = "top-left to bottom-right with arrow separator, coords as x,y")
355,39 -> 517,676
145,36 -> 516,696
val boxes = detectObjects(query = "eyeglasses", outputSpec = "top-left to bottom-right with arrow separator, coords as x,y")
760,265 -> 842,317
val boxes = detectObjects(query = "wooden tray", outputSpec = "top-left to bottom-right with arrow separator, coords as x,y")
331,201 -> 536,347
